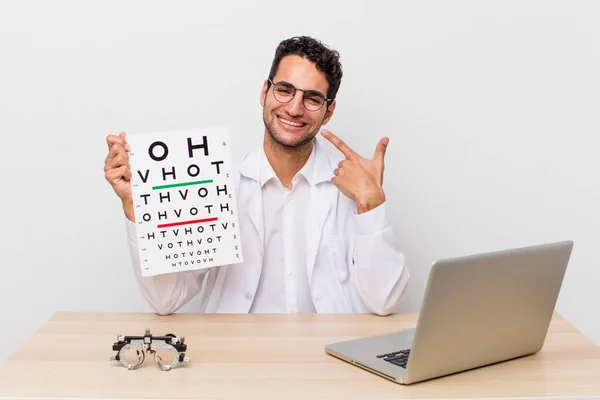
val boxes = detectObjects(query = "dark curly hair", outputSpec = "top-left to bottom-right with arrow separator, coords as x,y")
267,36 -> 343,103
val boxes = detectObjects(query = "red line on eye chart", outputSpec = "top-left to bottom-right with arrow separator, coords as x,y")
157,217 -> 219,228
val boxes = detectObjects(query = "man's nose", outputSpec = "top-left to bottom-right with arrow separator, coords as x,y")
286,91 -> 305,116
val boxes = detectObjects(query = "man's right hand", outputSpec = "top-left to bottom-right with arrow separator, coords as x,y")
104,132 -> 135,222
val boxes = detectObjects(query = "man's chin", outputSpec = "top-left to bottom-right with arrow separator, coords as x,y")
272,133 -> 315,149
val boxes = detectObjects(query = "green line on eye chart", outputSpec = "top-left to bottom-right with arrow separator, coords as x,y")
152,179 -> 214,190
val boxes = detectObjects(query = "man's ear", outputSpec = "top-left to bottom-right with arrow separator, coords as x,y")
321,100 -> 336,126
260,80 -> 269,106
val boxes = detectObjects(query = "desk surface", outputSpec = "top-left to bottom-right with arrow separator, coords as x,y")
0,312 -> 599,399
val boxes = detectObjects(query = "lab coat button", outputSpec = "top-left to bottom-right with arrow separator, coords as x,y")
245,292 -> 253,301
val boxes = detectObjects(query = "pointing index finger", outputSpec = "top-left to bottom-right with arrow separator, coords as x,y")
321,129 -> 357,159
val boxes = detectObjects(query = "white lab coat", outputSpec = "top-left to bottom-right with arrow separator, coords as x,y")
127,139 -> 409,316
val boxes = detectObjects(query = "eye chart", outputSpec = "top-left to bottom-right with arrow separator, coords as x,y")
127,127 -> 243,277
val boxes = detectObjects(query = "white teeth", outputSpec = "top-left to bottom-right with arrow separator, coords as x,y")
279,117 -> 304,127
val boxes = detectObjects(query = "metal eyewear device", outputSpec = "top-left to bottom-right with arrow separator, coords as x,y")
109,329 -> 190,371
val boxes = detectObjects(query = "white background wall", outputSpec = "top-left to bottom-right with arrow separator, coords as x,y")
0,0 -> 598,362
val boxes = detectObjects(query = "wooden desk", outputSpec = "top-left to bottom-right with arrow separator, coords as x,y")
0,312 -> 599,399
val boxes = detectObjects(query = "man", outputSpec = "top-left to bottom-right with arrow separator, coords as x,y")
104,36 -> 409,315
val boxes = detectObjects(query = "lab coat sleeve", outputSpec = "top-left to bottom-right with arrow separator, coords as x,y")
126,219 -> 211,315
349,201 -> 410,316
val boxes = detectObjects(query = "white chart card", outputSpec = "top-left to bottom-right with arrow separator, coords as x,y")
127,127 -> 243,277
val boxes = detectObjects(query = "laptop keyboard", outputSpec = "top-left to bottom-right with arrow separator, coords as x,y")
377,349 -> 411,368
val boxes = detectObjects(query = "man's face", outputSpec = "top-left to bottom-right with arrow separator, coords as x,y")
261,55 -> 336,149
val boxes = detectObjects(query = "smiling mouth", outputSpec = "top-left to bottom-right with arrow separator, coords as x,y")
277,116 -> 307,128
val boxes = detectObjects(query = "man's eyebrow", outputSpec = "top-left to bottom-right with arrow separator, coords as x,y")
301,88 -> 326,98
306,89 -> 325,96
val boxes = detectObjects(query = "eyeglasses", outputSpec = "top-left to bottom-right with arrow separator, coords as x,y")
268,79 -> 332,111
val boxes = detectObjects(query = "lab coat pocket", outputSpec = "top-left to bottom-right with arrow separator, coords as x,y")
328,239 -> 350,283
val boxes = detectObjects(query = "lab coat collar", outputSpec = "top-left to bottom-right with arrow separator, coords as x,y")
238,138 -> 333,186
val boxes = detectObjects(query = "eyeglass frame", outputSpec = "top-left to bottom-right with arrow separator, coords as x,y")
267,78 -> 333,111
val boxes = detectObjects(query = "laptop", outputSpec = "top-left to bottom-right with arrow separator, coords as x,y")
325,240 -> 574,385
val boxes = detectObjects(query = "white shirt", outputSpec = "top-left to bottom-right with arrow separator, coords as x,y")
250,145 -> 316,313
